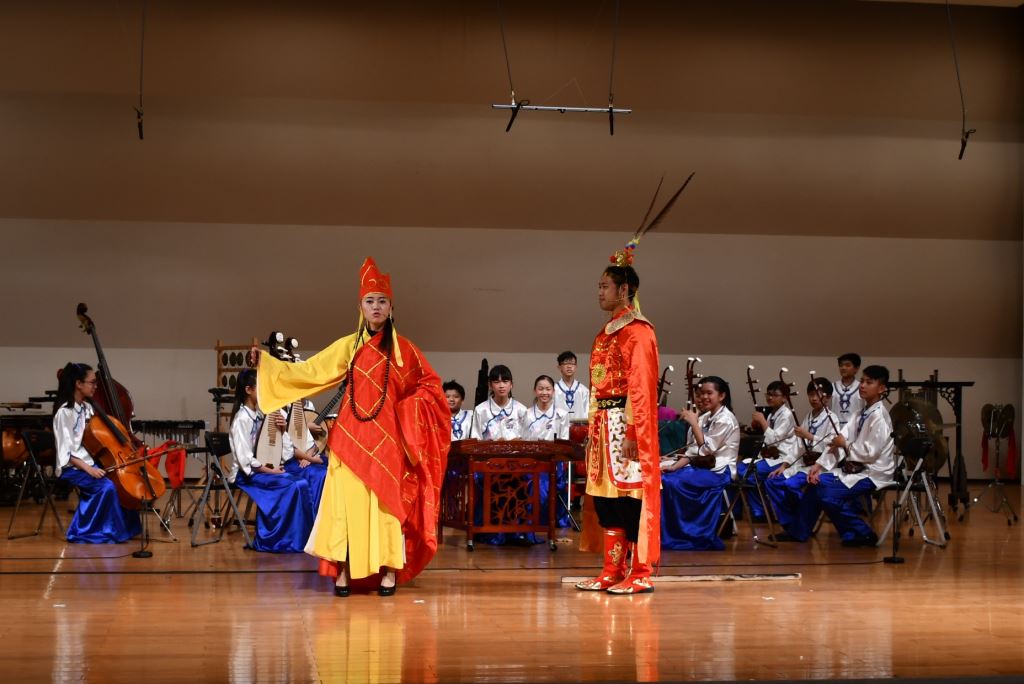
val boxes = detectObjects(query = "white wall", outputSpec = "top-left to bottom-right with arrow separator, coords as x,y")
3,345 -> 1018,481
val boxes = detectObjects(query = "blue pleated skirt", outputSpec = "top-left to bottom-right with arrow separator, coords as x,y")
236,470 -> 314,553
61,469 -> 141,544
660,467 -> 731,551
765,471 -> 817,540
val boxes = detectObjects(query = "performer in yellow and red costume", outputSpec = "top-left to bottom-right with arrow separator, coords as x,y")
576,173 -> 694,595
253,257 -> 450,598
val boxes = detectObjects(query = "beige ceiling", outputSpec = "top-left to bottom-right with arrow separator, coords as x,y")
0,1 -> 1020,358
0,0 -> 1020,240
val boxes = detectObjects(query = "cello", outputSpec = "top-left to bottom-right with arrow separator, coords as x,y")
76,303 -> 166,509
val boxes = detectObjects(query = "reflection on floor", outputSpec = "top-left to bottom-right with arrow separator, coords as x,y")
0,483 -> 1021,682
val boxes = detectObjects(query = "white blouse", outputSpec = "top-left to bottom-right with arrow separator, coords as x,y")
554,380 -> 590,422
450,409 -> 474,442
686,405 -> 740,475
473,398 -> 528,441
229,406 -> 265,477
760,405 -> 800,467
521,404 -> 570,441
831,380 -> 864,429
283,401 -> 316,462
780,407 -> 839,478
817,402 -> 895,488
53,401 -> 95,476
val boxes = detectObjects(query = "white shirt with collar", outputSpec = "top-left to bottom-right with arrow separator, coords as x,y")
229,405 -> 265,479
554,379 -> 590,422
831,379 -> 864,429
760,405 -> 800,467
817,401 -> 895,488
685,405 -> 741,475
53,401 -> 95,476
473,397 -> 528,441
522,403 -> 570,441
450,409 -> 474,442
780,407 -> 839,478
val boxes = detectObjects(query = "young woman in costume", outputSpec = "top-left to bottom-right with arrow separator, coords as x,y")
252,257 -> 449,597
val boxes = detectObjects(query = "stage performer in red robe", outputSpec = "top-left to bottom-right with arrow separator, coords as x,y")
252,257 -> 450,598
576,173 -> 694,595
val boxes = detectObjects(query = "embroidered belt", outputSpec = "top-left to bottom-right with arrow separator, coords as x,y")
595,396 -> 627,410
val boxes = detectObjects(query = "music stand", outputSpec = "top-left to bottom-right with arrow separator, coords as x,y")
972,407 -> 1019,526
6,429 -> 65,540
187,432 -> 252,548
717,453 -> 780,548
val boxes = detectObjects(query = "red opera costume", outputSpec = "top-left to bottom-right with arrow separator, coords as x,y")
256,258 -> 450,586
583,306 -> 662,569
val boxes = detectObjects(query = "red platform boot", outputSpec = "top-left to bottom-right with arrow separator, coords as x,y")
607,542 -> 654,594
575,528 -> 628,591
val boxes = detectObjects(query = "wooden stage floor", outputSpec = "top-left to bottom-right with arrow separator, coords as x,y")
0,483 -> 1021,683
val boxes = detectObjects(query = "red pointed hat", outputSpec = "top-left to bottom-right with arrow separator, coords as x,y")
358,257 -> 393,299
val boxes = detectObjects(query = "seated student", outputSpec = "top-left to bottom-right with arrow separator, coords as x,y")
472,365 -> 530,544
229,368 -> 314,553
741,380 -> 800,520
473,365 -> 528,440
660,376 -> 740,551
554,351 -> 590,422
765,377 -> 839,541
804,365 -> 895,547
52,362 -> 141,544
281,399 -> 328,513
444,380 -> 474,442
524,375 -> 571,528
832,353 -> 864,430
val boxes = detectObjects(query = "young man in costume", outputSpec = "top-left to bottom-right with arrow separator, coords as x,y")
576,173 -> 693,594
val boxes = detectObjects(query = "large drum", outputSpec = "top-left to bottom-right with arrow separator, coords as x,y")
568,419 -> 589,446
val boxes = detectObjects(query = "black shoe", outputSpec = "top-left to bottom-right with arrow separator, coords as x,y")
334,585 -> 350,598
772,532 -> 800,542
841,533 -> 879,548
378,584 -> 397,597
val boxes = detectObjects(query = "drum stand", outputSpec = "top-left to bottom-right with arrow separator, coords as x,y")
876,457 -> 949,548
972,437 -> 1019,526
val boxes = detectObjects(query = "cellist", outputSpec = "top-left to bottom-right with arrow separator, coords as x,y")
53,363 -> 141,543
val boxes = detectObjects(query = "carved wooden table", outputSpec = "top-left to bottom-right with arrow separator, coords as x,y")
441,439 -> 583,551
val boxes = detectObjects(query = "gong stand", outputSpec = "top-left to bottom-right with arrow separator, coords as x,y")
885,371 -> 974,517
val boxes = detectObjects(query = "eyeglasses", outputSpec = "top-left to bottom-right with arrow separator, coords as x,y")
765,392 -> 783,398
81,380 -> 98,385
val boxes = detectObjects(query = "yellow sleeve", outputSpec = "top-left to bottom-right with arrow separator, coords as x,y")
256,334 -> 358,413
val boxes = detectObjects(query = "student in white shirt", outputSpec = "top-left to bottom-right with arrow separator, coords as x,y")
660,376 -> 740,550
742,380 -> 799,519
806,365 -> 896,547
765,377 -> 839,541
52,362 -> 141,544
526,375 -> 571,528
229,369 -> 314,553
473,365 -> 528,441
471,365 -> 529,544
444,380 -> 474,441
831,352 -> 864,429
554,351 -> 590,422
